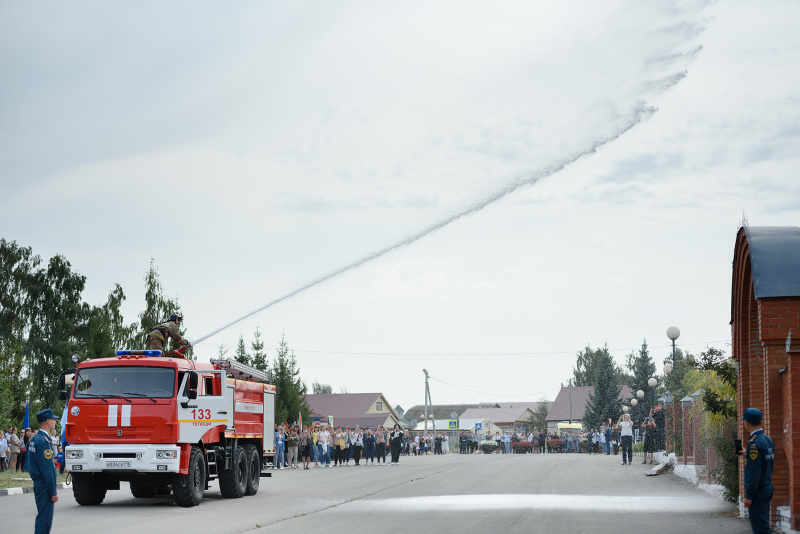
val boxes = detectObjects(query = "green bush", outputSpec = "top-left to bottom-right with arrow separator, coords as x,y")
632,441 -> 644,453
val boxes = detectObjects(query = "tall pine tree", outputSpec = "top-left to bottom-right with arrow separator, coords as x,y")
573,343 -> 630,386
250,326 -> 267,371
272,334 -> 310,426
234,334 -> 250,365
584,346 -> 622,429
138,259 -> 186,356
628,340 -> 658,424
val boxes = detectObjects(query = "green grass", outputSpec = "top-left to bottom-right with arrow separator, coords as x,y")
0,469 -> 70,490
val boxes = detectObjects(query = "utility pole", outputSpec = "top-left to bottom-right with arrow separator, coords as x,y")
423,369 -> 436,434
569,378 -> 573,424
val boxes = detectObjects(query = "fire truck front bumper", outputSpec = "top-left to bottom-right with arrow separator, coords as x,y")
65,444 -> 181,473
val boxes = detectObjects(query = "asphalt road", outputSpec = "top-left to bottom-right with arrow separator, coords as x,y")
0,452 -> 752,534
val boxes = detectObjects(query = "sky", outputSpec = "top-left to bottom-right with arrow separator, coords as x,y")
2,1 -> 799,413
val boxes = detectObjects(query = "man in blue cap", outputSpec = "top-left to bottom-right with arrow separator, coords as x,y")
738,407 -> 774,534
29,408 -> 59,534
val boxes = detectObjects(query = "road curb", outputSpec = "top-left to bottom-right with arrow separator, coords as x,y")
0,482 -> 69,497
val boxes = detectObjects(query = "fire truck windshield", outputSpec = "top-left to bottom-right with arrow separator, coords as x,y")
74,366 -> 176,399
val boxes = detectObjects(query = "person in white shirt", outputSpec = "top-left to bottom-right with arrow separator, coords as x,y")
617,414 -> 634,465
317,427 -> 331,467
352,429 -> 364,465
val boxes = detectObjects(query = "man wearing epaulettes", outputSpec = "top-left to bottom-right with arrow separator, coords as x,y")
28,408 -> 60,534
739,407 -> 774,534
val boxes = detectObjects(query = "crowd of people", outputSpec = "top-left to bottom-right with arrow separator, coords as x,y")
1,426 -> 65,474
272,423 -> 408,469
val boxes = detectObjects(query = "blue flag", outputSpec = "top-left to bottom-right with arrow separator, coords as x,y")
60,407 -> 70,446
23,400 -> 29,429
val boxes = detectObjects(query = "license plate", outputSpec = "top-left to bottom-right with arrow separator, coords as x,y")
106,461 -> 132,468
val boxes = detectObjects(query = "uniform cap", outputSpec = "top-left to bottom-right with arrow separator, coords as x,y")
36,408 -> 60,423
742,407 -> 762,424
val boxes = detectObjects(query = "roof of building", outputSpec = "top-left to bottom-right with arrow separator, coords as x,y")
495,402 -> 541,413
546,385 -> 633,422
403,403 -> 499,422
304,393 -> 401,429
741,226 -> 800,299
459,406 -> 535,423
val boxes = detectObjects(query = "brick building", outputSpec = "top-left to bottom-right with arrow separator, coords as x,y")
732,226 -> 800,531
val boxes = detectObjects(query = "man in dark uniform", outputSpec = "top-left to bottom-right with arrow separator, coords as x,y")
146,313 -> 190,352
389,424 -> 403,465
739,407 -> 774,534
28,408 -> 59,534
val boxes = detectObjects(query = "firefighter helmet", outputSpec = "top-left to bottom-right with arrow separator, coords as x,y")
168,313 -> 183,323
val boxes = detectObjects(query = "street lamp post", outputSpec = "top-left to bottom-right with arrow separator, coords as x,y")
667,326 -> 680,368
665,327 -> 680,456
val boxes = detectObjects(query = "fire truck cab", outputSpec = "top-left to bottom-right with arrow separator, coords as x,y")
62,350 -> 275,507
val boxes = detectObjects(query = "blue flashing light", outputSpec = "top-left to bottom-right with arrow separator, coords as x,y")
115,350 -> 163,357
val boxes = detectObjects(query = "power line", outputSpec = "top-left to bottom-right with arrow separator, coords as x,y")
293,340 -> 730,357
428,375 -> 560,398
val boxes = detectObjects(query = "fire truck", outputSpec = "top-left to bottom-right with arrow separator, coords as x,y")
60,349 -> 275,507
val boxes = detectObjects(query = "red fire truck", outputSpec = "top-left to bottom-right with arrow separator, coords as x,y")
61,349 -> 275,507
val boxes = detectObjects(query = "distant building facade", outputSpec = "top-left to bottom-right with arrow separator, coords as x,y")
304,393 -> 402,429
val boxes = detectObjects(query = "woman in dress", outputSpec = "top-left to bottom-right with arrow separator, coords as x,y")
642,414 -> 657,464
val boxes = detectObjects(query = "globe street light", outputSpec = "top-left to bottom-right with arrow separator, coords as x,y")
637,390 -> 644,398
631,399 -> 638,406
667,326 -> 680,369
648,377 -> 658,387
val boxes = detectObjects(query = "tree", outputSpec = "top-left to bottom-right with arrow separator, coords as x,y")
573,345 -> 601,387
0,337 -> 27,427
0,239 -> 39,425
312,381 -> 333,394
216,341 -> 229,359
272,334 -> 310,426
26,254 -> 88,410
85,284 -> 138,359
628,340 -> 658,424
138,259 -> 186,356
528,397 -> 552,431
684,347 -> 738,502
573,343 -> 629,386
584,346 -> 622,429
250,326 -> 267,371
234,334 -> 250,365
663,347 -> 692,402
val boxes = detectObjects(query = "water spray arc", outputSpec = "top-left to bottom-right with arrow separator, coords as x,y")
191,103 -> 662,348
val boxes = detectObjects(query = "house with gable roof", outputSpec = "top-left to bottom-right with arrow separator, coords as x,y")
304,393 -> 403,430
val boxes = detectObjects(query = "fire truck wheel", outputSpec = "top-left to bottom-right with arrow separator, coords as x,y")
72,473 -> 107,505
219,446 -> 247,498
172,447 -> 205,507
130,480 -> 156,498
244,444 -> 260,496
